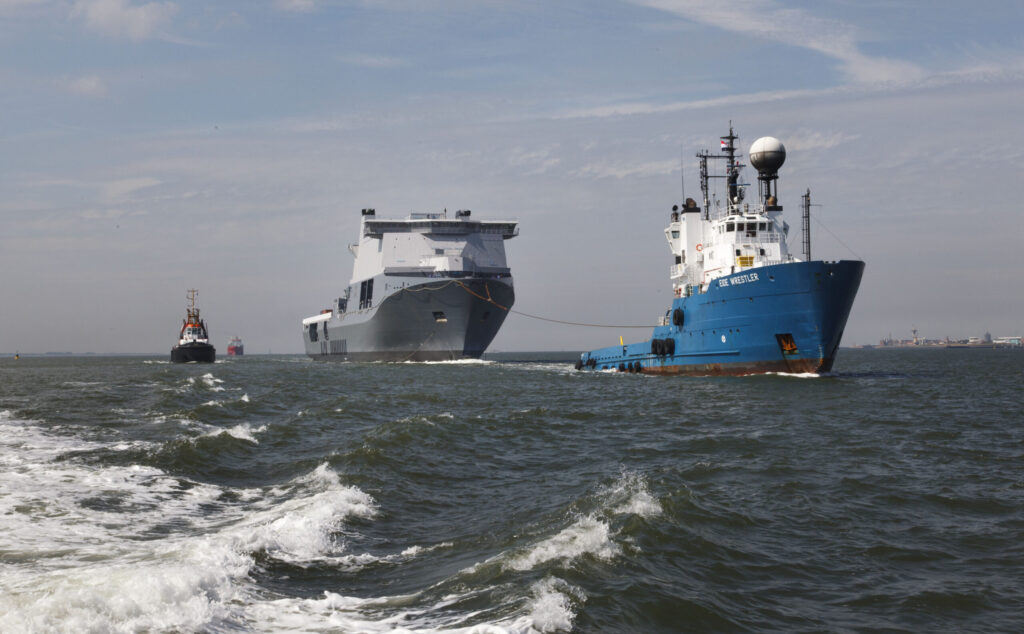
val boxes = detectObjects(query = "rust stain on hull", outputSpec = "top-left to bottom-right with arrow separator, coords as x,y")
631,357 -> 832,376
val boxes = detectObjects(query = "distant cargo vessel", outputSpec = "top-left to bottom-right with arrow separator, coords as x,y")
577,125 -> 864,375
171,289 -> 216,363
227,336 -> 244,356
302,208 -> 518,361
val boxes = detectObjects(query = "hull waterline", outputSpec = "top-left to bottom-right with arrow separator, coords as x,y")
580,260 -> 864,376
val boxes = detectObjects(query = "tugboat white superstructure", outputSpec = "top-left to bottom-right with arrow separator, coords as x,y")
302,208 -> 518,361
577,125 -> 864,375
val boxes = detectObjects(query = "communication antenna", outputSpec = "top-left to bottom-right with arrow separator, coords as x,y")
801,189 -> 812,261
680,149 -> 686,201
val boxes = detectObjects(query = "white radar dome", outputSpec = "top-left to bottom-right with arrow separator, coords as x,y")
749,136 -> 786,174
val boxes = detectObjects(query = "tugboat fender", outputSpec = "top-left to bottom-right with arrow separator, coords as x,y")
673,308 -> 684,327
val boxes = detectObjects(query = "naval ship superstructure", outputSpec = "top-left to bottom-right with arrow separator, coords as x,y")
578,125 -> 864,375
302,208 -> 518,361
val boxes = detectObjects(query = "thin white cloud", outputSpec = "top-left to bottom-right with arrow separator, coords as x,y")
782,131 -> 858,153
0,0 -> 48,11
337,53 -> 407,69
274,0 -> 315,12
628,0 -> 924,84
102,176 -> 161,201
507,146 -> 561,175
65,75 -> 106,96
80,207 -> 148,220
71,0 -> 178,41
572,159 -> 678,180
555,86 -> 828,120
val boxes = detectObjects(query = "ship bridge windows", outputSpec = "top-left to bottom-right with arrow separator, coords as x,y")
359,279 -> 374,310
726,222 -> 735,232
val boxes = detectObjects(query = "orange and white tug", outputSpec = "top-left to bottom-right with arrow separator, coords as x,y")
171,289 -> 216,363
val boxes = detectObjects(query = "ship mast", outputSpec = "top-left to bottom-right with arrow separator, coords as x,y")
697,122 -> 743,219
801,189 -> 812,261
187,288 -> 199,323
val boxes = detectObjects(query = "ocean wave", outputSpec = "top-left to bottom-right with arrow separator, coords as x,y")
507,577 -> 586,633
198,423 -> 267,444
601,471 -> 663,518
407,358 -> 495,365
0,451 -> 379,633
243,576 -> 583,634
505,515 -> 620,571
752,371 -> 832,379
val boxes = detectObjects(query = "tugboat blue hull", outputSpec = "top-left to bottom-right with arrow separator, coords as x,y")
580,260 -> 864,376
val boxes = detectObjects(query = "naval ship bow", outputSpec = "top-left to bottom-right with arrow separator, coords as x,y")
303,208 -> 518,361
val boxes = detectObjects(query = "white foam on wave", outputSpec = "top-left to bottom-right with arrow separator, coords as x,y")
200,373 -> 226,391
602,470 -> 663,518
401,541 -> 454,557
0,411 -> 598,633
505,515 -> 619,571
0,420 -> 380,634
753,371 -> 827,379
242,463 -> 377,563
199,423 -> 268,444
246,574 -> 583,634
240,393 -> 250,402
408,358 -> 494,365
504,362 -> 579,376
509,577 -> 585,634
241,473 -> 655,632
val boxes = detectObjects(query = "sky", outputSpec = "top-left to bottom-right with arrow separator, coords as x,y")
2,0 -> 1023,353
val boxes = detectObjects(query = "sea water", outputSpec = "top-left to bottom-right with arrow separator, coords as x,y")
0,349 -> 1021,632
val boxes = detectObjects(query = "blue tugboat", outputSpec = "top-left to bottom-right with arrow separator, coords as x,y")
577,125 -> 864,375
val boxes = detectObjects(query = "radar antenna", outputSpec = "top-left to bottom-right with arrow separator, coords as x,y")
749,136 -> 787,208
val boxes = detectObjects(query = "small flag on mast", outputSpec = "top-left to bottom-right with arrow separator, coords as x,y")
720,139 -> 728,151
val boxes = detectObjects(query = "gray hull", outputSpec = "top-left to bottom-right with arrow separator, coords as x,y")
304,279 -> 513,361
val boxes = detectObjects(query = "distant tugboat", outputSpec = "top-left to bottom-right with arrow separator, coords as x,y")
227,336 -> 244,356
171,289 -> 216,363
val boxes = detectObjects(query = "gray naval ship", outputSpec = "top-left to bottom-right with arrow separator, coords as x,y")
302,208 -> 518,361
